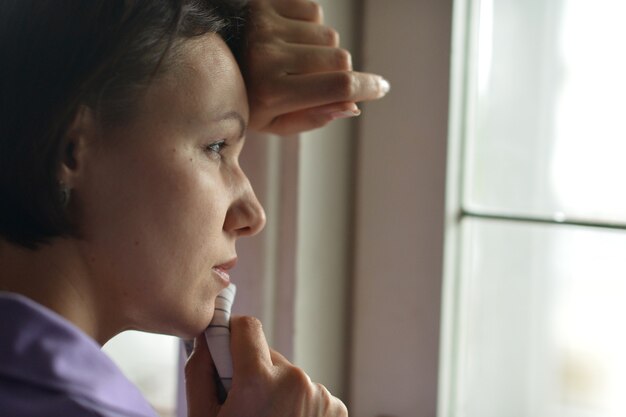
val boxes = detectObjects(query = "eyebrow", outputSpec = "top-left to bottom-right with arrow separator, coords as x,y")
216,110 -> 247,140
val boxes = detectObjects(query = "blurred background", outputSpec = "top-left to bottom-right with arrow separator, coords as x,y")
103,0 -> 626,416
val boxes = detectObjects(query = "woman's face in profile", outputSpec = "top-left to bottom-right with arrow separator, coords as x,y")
76,33 -> 265,338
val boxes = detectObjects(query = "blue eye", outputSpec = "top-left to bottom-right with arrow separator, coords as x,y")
205,140 -> 227,160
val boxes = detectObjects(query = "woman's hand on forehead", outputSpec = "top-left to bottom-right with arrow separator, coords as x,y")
243,0 -> 390,136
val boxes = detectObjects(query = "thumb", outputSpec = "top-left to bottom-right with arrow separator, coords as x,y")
265,102 -> 360,136
185,335 -> 222,417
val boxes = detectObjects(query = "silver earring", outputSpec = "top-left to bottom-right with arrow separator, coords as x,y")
59,183 -> 71,208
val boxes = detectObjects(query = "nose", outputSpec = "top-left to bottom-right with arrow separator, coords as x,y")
223,175 -> 266,238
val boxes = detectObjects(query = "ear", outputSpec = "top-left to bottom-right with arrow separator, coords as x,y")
58,105 -> 99,188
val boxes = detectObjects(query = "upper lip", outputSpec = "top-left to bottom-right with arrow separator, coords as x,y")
213,257 -> 237,271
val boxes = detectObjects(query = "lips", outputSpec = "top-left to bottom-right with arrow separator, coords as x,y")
212,258 -> 237,282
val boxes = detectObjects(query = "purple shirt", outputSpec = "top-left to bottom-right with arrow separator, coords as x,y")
0,292 -> 158,417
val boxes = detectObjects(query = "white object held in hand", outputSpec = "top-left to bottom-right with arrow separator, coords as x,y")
205,283 -> 236,400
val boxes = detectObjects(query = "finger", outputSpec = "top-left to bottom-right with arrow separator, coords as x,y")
229,316 -> 273,376
269,348 -> 292,367
283,44 -> 352,74
273,0 -> 324,23
279,19 -> 339,47
269,72 -> 390,115
318,384 -> 349,417
264,102 -> 360,136
185,336 -> 221,417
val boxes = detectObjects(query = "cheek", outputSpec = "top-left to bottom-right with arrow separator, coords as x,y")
85,149 -> 222,249
79,150 -> 229,330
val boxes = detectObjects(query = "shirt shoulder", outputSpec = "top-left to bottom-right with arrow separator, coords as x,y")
0,293 -> 158,417
0,376 -> 145,416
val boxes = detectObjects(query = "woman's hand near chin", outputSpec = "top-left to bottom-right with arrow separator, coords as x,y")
243,0 -> 389,136
185,316 -> 348,417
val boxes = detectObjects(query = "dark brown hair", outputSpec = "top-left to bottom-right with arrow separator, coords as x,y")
0,0 -> 247,249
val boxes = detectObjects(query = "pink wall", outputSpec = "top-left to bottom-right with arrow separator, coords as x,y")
349,1 -> 453,416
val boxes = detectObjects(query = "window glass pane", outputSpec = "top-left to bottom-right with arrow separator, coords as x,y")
464,0 -> 626,223
102,331 -> 179,417
453,218 -> 626,417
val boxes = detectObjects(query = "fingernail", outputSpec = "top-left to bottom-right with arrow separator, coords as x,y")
379,78 -> 391,96
329,109 -> 361,121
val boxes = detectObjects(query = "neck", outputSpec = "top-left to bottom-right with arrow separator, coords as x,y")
0,238 -> 120,345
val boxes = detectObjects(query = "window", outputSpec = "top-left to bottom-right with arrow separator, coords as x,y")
442,0 -> 626,416
102,332 -> 180,417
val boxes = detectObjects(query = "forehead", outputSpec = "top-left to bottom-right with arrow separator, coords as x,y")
137,33 -> 248,126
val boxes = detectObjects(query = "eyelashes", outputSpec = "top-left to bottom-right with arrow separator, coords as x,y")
204,139 -> 228,161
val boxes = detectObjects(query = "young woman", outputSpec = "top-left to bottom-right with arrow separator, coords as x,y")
0,1 -> 388,416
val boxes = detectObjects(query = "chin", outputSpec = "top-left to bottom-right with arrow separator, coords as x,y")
135,303 -> 214,339
170,310 -> 215,339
